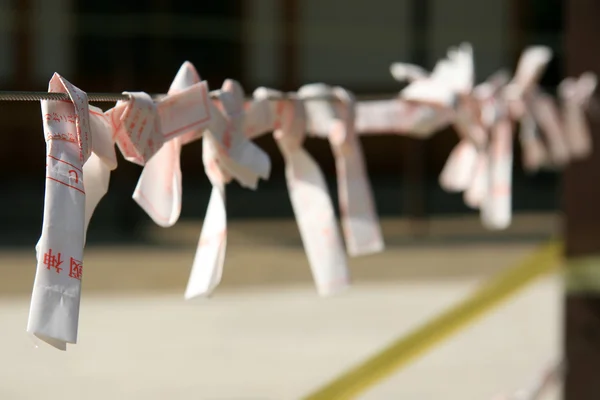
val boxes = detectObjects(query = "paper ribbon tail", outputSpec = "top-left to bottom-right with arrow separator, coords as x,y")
82,156 -> 111,243
32,333 -> 67,351
184,185 -> 227,299
284,149 -> 351,296
337,156 -> 385,257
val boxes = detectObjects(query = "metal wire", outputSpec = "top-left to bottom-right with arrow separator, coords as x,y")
0,91 -> 157,102
0,90 -> 397,103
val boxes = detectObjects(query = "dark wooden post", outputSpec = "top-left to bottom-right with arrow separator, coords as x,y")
404,0 -> 430,236
563,0 -> 600,399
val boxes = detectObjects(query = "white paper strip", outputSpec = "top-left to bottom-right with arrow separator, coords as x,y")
355,99 -> 451,137
28,74 -> 91,350
299,84 -> 384,257
254,88 -> 350,295
481,112 -> 513,230
184,135 -> 228,299
559,73 -> 596,160
185,80 -> 271,299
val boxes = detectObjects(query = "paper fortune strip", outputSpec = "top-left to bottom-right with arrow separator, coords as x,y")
28,74 -> 92,350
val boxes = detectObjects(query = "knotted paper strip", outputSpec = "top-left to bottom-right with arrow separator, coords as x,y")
504,45 -> 556,171
133,62 -> 212,227
184,134 -> 229,299
185,80 -> 271,299
110,79 -> 211,166
299,83 -> 384,257
254,87 -> 350,295
110,91 -> 161,166
28,74 -> 91,350
204,79 -> 271,189
559,72 -> 597,160
109,91 -> 159,165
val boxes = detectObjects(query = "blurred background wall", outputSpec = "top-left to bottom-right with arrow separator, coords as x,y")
0,0 -> 563,246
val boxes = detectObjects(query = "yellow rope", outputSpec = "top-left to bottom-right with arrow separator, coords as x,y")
302,240 -> 562,400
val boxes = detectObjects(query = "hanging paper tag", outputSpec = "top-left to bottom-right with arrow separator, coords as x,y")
256,88 -> 350,295
331,87 -> 384,256
184,135 -> 229,299
28,74 -> 91,350
299,83 -> 384,256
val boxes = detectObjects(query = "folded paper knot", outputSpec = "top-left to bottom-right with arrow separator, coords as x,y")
184,79 -> 272,300
252,86 -> 307,151
43,73 -> 92,164
273,100 -> 305,154
133,61 -> 212,228
272,100 -> 287,132
244,87 -> 281,139
205,79 -> 271,189
110,77 -> 212,167
111,91 -> 162,166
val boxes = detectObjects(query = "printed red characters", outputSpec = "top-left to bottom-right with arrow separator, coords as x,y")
43,249 -> 63,273
68,257 -> 83,280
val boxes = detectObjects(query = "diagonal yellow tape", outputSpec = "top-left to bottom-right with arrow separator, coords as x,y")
302,240 -> 562,400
